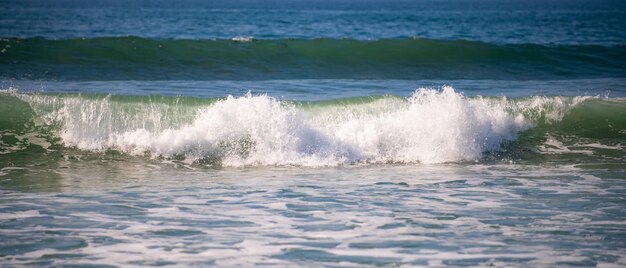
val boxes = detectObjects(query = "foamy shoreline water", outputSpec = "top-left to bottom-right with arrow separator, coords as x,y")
1,163 -> 625,267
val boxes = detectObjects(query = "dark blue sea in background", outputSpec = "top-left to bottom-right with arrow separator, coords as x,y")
1,0 -> 626,266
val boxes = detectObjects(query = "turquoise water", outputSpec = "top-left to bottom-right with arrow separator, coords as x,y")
2,38 -> 625,80
1,0 -> 626,266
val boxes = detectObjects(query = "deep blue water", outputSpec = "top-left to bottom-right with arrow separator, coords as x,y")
2,0 -> 626,44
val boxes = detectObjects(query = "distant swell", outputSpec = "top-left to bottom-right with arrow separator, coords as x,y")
3,87 -> 619,167
1,37 -> 625,80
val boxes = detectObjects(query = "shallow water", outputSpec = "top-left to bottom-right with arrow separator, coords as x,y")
1,88 -> 625,266
2,163 -> 626,266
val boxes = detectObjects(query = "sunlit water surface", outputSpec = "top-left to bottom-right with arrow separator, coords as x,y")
2,160 -> 625,266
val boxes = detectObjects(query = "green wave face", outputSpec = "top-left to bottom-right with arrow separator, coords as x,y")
1,37 -> 625,80
1,90 -> 624,167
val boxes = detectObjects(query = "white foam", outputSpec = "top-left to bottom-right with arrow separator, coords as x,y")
231,36 -> 254,42
21,87 -> 586,166
0,210 -> 40,220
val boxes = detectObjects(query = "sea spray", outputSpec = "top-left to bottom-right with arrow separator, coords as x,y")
319,87 -> 530,164
9,87 -> 596,166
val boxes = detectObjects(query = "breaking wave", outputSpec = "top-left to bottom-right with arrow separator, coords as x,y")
2,87 -> 623,167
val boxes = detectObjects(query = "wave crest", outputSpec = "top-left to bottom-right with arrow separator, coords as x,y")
13,87 -> 576,166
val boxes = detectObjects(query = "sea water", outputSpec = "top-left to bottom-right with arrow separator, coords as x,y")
1,0 -> 625,266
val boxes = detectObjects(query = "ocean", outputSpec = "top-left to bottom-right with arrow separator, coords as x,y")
1,0 -> 625,266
